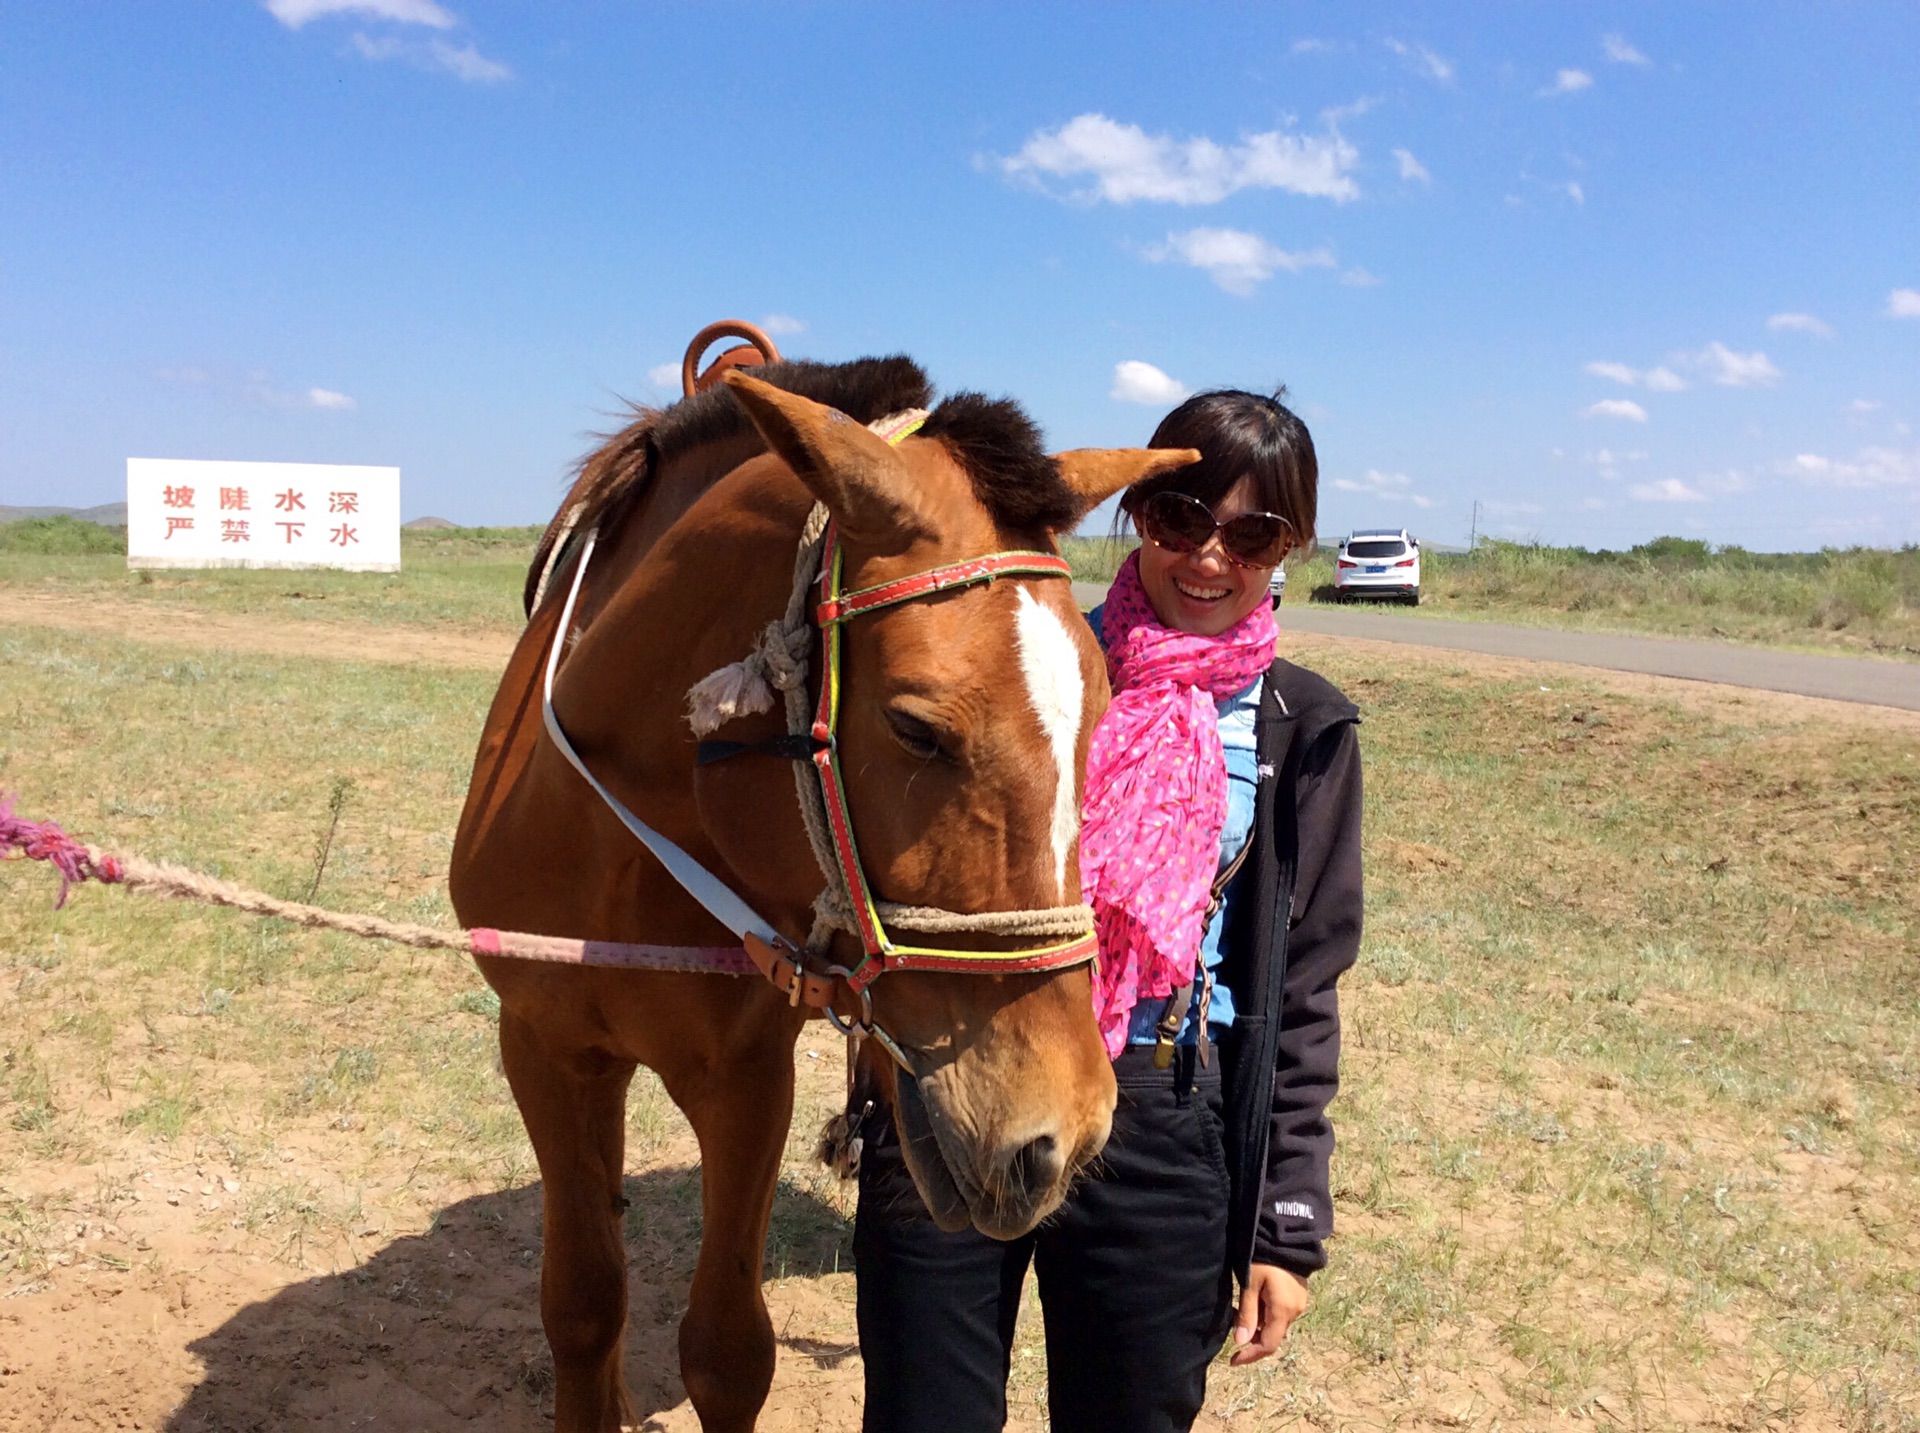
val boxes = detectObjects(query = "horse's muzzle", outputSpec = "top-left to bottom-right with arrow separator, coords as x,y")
893,1064 -> 1112,1241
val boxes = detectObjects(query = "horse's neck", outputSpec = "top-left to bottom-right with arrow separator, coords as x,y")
571,431 -> 770,631
543,451 -> 816,886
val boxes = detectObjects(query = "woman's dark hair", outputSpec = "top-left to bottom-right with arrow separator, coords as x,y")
1118,387 -> 1318,556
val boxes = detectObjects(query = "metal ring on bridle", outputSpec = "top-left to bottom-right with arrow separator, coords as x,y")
820,965 -> 872,1039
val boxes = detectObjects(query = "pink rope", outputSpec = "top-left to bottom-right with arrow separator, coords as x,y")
0,789 -> 752,976
0,794 -> 123,907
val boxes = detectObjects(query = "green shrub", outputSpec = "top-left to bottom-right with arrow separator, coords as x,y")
0,517 -> 125,555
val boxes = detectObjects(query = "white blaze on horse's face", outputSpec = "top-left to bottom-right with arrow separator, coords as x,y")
1013,587 -> 1085,900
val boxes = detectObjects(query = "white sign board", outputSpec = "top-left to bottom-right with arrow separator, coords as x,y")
127,459 -> 401,572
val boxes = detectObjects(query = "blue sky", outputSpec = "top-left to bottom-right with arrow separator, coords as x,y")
3,2 -> 1917,549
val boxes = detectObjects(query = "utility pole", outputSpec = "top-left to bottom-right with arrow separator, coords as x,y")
1469,500 -> 1479,553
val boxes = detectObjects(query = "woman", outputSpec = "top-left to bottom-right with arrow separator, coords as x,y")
854,388 -> 1364,1433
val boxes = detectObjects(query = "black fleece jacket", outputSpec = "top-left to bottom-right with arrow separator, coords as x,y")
1217,658 -> 1363,1282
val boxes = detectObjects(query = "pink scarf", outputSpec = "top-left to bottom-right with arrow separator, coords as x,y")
1080,551 -> 1277,1057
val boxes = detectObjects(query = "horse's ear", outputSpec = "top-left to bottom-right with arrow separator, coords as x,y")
722,371 -> 930,543
1051,448 -> 1201,521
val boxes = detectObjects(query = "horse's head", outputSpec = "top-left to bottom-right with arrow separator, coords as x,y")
705,373 -> 1194,1238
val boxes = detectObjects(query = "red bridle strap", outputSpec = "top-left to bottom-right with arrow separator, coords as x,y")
806,521 -> 1096,991
815,551 -> 1076,626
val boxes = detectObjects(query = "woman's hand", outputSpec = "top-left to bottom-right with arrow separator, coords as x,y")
1230,1264 -> 1309,1365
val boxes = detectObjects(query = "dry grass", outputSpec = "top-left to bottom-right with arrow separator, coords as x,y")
1,551 -> 1916,1431
1062,534 -> 1920,660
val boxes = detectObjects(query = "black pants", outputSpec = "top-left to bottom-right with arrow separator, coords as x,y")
853,1047 -> 1236,1433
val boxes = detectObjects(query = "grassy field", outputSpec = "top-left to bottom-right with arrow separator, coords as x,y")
7,516 -> 1918,660
1064,532 -> 1920,658
2,540 -> 1918,1430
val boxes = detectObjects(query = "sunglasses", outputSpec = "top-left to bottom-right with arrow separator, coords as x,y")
1136,490 -> 1295,568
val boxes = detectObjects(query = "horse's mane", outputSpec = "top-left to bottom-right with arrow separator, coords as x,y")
524,355 -> 1076,613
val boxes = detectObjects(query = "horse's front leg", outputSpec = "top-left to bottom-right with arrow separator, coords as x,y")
674,1028 -> 799,1433
500,1009 -> 637,1433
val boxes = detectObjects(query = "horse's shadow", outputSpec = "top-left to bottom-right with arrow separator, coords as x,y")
164,1168 -> 858,1431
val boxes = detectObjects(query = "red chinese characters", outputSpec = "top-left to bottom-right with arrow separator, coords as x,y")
273,489 -> 306,513
329,524 -> 359,547
276,521 -> 305,543
163,485 -> 195,509
328,491 -> 360,514
220,487 -> 250,511
221,519 -> 250,543
165,516 -> 194,539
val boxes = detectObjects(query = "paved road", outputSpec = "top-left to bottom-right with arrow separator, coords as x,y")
1068,583 -> 1920,711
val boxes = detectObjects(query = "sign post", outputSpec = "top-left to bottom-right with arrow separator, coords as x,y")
127,459 -> 401,572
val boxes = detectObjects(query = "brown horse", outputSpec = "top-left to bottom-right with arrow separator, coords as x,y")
449,354 -> 1191,1432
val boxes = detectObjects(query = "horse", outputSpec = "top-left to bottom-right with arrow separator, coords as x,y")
449,351 -> 1193,1432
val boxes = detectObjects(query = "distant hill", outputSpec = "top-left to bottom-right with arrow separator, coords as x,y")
0,502 -> 127,526
403,516 -> 457,530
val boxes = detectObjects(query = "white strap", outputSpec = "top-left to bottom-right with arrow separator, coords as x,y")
541,527 -> 788,950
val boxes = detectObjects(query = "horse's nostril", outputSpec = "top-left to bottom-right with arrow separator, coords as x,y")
1006,1133 -> 1066,1201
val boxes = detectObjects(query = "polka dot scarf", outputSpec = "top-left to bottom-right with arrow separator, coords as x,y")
1081,550 -> 1277,1058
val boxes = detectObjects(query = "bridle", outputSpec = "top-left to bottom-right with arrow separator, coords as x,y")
541,412 -> 1098,1069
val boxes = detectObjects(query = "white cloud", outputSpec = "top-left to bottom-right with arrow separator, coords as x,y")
349,29 -> 510,81
1585,399 -> 1649,423
645,362 -> 681,391
1540,69 -> 1595,97
1585,360 -> 1689,391
306,386 -> 356,410
1849,398 -> 1883,414
1142,227 -> 1336,295
1562,181 -> 1586,205
1767,311 -> 1834,338
1111,361 -> 1190,406
759,313 -> 806,336
1385,38 -> 1454,83
1680,341 -> 1782,388
428,39 -> 509,83
1787,446 -> 1920,488
1321,97 -> 1377,126
1290,37 -> 1335,55
350,33 -> 405,60
1888,288 -> 1920,318
266,0 -> 454,28
998,113 -> 1360,205
1332,468 -> 1436,508
1630,478 -> 1706,502
1392,147 -> 1431,184
1582,448 -> 1649,474
1602,34 -> 1651,66
1340,266 -> 1382,288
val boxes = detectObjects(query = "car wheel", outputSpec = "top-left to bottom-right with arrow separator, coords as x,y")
1407,589 -> 1421,606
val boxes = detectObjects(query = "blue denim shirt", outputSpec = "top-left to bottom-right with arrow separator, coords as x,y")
1086,603 -> 1261,1045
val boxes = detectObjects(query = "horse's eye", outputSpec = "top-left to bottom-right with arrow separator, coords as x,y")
886,709 -> 947,762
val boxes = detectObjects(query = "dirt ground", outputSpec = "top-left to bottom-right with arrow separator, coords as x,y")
6,584 -> 1915,732
0,1023 -> 875,1433
3,594 -> 1915,1432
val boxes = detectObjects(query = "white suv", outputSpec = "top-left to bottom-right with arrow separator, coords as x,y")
1334,529 -> 1421,604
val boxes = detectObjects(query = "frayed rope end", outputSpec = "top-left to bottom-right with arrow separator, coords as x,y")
0,790 -> 123,908
685,660 -> 776,738
685,620 -> 812,738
